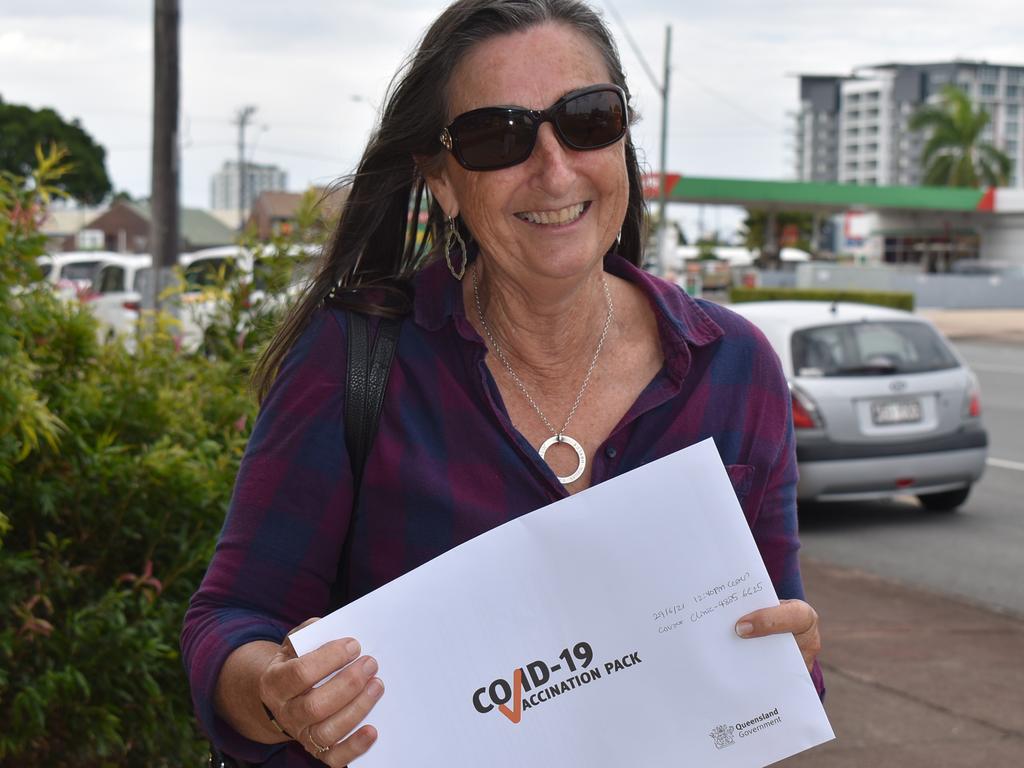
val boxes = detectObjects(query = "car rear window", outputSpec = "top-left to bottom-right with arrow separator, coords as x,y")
791,321 -> 960,377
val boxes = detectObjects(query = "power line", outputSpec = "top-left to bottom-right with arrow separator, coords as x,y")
675,73 -> 784,131
601,1 -> 783,132
600,1 -> 663,94
249,145 -> 350,163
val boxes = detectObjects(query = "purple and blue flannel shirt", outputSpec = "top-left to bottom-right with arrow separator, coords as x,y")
182,253 -> 824,765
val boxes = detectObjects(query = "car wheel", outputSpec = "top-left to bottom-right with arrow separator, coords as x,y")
917,486 -> 971,512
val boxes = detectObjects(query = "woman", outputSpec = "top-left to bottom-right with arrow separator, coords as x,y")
182,1 -> 823,765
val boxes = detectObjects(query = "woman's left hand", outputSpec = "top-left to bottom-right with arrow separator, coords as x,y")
735,599 -> 821,673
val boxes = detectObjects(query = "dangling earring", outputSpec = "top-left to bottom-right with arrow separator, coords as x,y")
444,215 -> 467,281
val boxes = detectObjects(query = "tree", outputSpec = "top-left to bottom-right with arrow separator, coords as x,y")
909,85 -> 1012,188
0,97 -> 112,204
740,210 -> 813,252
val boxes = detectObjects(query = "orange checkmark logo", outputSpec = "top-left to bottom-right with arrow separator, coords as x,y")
497,668 -> 523,724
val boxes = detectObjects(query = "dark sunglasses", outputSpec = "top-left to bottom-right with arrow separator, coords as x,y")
439,84 -> 628,171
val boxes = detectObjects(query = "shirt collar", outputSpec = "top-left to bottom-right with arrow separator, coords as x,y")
412,251 -> 723,372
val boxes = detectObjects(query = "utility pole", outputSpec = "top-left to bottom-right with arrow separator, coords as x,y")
235,105 -> 257,232
603,5 -> 673,273
151,0 -> 179,312
657,25 -> 672,275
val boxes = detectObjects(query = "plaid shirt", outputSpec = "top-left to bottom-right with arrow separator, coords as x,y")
182,254 -> 822,765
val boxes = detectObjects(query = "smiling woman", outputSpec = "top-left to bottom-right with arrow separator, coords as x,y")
181,2 -> 823,766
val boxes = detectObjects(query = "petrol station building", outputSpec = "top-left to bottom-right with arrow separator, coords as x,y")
644,175 -> 1024,272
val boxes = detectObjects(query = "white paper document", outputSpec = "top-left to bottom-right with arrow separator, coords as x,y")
290,438 -> 834,767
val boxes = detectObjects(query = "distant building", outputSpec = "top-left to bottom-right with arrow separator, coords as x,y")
210,161 -> 288,214
794,61 -> 1024,188
247,187 -> 349,241
60,201 -> 235,254
39,205 -> 108,253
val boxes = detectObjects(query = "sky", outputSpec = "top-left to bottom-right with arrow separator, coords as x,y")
3,0 -> 1023,240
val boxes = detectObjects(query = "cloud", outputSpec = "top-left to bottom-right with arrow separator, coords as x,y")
4,0 -> 1023,231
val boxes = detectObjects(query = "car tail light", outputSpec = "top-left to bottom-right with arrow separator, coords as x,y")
790,386 -> 823,430
963,373 -> 982,419
967,393 -> 981,418
123,300 -> 141,312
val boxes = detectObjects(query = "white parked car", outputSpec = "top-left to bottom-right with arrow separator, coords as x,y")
177,245 -> 317,351
87,254 -> 153,342
37,251 -> 121,301
86,246 -> 317,351
730,301 -> 988,511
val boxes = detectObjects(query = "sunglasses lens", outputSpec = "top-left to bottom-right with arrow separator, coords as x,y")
446,87 -> 627,170
453,110 -> 534,170
555,89 -> 626,149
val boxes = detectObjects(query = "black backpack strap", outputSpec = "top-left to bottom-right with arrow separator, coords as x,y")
331,312 -> 403,608
210,312 -> 402,767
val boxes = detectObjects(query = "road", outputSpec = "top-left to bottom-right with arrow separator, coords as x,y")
798,340 -> 1024,617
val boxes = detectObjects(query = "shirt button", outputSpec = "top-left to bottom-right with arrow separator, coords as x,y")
605,446 -> 618,459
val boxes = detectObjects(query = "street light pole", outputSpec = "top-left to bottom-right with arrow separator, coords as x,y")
236,105 -> 257,231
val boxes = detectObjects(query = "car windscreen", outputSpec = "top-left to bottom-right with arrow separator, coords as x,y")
251,255 -> 314,292
791,321 -> 960,377
183,258 -> 235,290
62,261 -> 101,281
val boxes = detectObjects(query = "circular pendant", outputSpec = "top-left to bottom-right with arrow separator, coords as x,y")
538,433 -> 587,485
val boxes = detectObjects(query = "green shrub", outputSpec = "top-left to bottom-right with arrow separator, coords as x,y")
0,148 -> 315,766
729,286 -> 915,312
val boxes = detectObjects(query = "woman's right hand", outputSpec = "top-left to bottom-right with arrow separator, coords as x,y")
258,619 -> 384,765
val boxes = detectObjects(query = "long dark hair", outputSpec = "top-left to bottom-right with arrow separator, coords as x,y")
252,0 -> 647,402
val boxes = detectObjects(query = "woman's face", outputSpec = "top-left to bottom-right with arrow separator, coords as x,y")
427,22 -> 629,284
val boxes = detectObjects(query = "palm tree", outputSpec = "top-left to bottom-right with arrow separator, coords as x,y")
909,84 -> 1013,187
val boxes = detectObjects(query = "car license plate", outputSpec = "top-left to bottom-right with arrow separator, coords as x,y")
871,399 -> 922,425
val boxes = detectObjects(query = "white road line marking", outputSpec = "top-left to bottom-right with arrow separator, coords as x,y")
970,363 -> 1024,375
987,457 -> 1024,472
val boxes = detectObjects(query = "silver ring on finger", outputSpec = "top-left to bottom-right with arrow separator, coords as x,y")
307,729 -> 332,755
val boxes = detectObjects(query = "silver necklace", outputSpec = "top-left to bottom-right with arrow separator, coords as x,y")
472,269 -> 614,485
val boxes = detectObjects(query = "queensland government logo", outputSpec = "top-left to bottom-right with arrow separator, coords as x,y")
709,724 -> 736,749
711,706 -> 783,748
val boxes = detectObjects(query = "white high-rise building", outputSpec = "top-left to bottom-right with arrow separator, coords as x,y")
210,161 -> 288,213
794,61 -> 1024,188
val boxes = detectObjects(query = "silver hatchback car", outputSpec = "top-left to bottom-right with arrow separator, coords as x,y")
730,301 -> 988,511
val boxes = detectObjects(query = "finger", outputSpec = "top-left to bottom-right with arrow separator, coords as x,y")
319,725 -> 378,767
307,678 -> 385,764
291,655 -> 380,727
735,599 -> 817,638
263,637 -> 362,702
795,620 -> 822,672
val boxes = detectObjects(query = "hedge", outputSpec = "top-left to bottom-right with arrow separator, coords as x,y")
728,286 -> 915,312
0,148 -> 318,766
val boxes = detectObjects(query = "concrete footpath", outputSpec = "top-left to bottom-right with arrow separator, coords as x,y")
917,308 -> 1024,344
784,559 -> 1024,766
